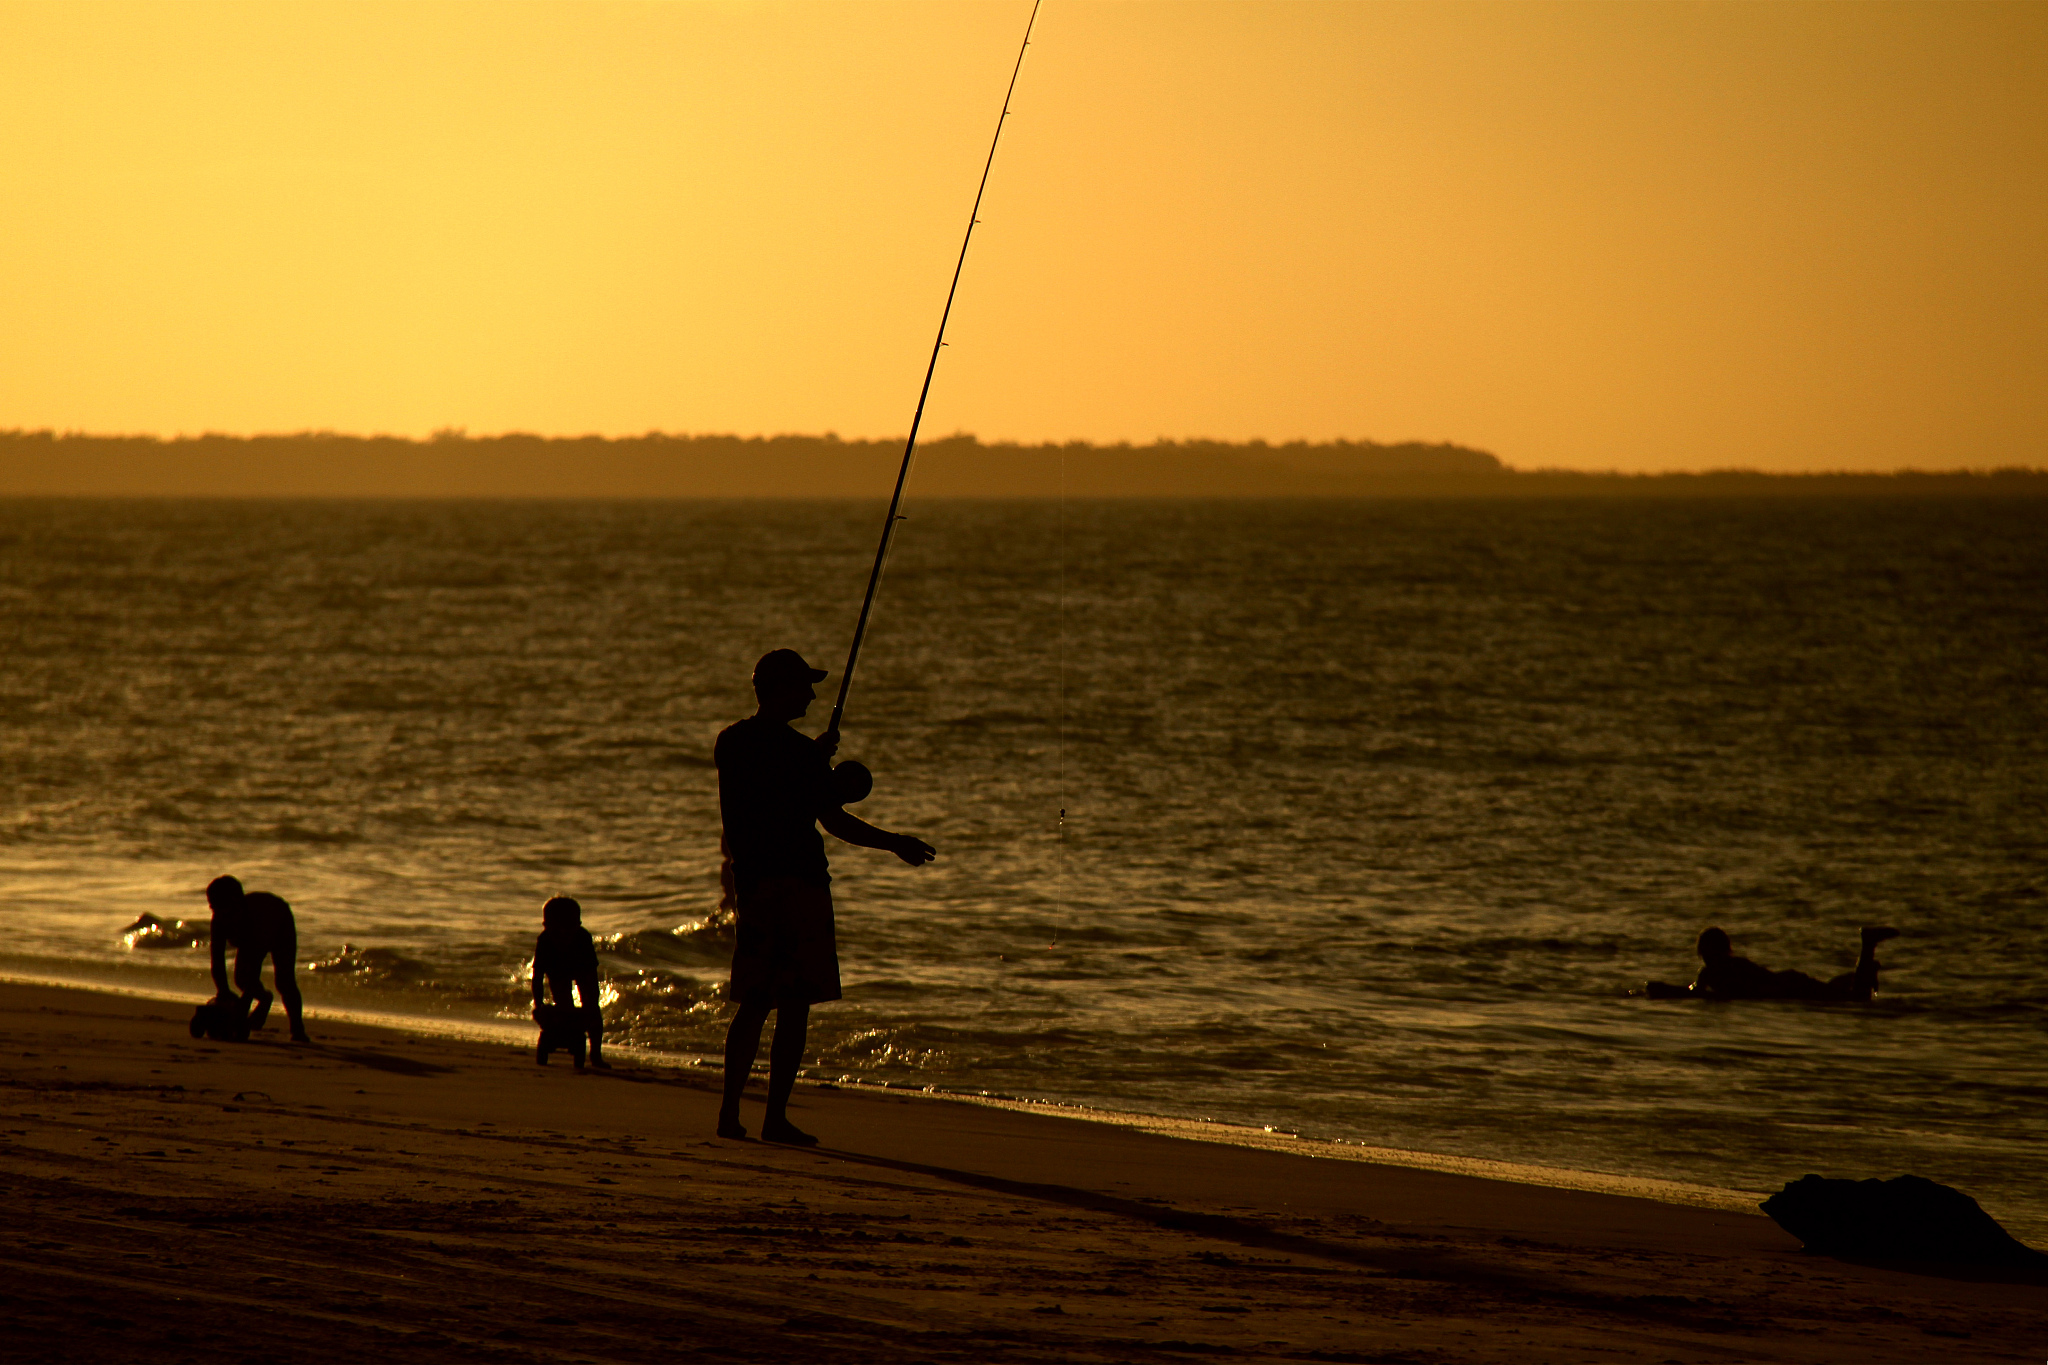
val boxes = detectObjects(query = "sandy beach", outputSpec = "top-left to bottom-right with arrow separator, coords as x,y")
3,979 -> 2039,1364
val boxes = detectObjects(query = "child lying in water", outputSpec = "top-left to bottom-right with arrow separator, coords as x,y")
1639,925 -> 1899,1002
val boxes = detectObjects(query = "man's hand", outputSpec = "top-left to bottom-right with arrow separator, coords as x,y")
815,728 -> 841,759
892,834 -> 936,867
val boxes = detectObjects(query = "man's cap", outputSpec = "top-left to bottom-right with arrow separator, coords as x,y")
754,648 -> 828,688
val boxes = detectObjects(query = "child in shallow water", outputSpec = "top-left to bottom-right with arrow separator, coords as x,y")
532,896 -> 608,1070
1639,925 -> 1898,1002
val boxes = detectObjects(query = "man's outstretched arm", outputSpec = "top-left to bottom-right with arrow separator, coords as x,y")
819,807 -> 935,866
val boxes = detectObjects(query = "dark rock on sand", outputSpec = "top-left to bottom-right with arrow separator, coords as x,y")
1763,1175 -> 2047,1267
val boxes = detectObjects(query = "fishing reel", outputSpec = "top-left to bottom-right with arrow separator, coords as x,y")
832,760 -> 873,805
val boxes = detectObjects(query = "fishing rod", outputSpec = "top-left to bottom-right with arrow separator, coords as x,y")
825,0 -> 1042,802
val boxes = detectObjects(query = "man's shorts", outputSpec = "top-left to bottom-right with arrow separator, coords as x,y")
730,876 -> 841,1007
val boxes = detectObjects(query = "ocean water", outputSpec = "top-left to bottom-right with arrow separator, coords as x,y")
3,496 -> 2044,1238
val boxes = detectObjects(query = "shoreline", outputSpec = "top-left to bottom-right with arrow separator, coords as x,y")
8,975 -> 2044,1363
3,967 -> 1761,1215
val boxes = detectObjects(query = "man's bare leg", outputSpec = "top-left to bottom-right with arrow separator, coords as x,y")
719,1000 -> 772,1138
761,1003 -> 816,1146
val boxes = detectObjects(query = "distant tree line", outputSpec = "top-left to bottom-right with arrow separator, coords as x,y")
1,428 -> 2042,498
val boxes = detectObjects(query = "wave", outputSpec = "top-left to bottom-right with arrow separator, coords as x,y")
269,821 -> 360,845
813,1025 -> 953,1071
119,913 -> 208,951
598,969 -> 722,1016
378,806 -> 545,832
597,913 -> 735,969
942,711 -> 1047,729
306,943 -> 438,985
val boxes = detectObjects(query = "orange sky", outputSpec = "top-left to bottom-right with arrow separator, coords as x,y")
1,0 -> 2042,472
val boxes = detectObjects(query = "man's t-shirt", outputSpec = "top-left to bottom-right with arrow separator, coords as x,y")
715,716 -> 834,890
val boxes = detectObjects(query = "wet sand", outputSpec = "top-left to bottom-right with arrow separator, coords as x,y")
4,979 -> 2038,1364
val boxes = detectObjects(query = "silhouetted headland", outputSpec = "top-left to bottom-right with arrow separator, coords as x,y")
4,428 -> 2044,498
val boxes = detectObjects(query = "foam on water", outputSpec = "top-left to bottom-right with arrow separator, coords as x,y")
2,497 -> 2043,1240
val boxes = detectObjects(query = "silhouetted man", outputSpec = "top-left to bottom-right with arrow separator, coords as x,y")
714,649 -> 934,1144
206,874 -> 309,1042
1641,925 -> 1898,1002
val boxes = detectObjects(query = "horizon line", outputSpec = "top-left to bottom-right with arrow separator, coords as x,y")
5,427 -> 2044,480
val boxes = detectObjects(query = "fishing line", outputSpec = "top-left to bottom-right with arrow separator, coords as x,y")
826,0 -> 1043,759
1054,441 -> 1068,951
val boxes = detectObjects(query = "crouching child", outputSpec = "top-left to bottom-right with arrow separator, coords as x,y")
532,896 -> 608,1070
